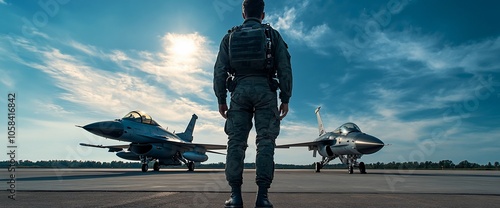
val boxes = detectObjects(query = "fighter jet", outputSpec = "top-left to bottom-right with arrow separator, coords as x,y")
78,111 -> 226,172
276,107 -> 384,174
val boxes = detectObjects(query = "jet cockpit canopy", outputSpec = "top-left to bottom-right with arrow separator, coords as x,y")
333,122 -> 361,135
122,111 -> 159,126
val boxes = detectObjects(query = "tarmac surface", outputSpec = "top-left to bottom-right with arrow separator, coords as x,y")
2,168 -> 500,207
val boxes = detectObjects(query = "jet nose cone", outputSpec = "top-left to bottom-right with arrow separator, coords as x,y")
83,121 -> 124,139
355,134 -> 384,154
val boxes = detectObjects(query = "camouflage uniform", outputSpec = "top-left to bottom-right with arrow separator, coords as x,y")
213,18 -> 292,189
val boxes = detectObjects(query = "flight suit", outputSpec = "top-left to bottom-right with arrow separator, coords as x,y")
213,18 -> 292,189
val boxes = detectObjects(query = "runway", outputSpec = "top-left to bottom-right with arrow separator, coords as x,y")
2,168 -> 499,207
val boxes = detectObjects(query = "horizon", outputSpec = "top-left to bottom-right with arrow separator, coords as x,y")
1,0 -> 499,166
4,159 -> 499,164
3,159 -> 499,168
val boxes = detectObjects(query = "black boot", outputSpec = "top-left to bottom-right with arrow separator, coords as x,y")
225,186 -> 243,208
255,187 -> 273,208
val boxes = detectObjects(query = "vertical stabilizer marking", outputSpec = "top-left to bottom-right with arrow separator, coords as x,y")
315,107 -> 326,136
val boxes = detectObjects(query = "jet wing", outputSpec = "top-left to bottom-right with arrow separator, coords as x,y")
163,141 -> 227,151
206,150 -> 226,155
142,134 -> 227,150
276,140 -> 345,148
80,141 -> 226,154
80,143 -> 129,152
189,143 -> 227,150
276,141 -> 324,148
153,140 -> 227,155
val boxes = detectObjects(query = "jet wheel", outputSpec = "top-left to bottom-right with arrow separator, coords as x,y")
359,162 -> 366,174
315,162 -> 321,173
141,164 -> 148,172
187,161 -> 195,172
153,162 -> 160,172
348,165 -> 353,174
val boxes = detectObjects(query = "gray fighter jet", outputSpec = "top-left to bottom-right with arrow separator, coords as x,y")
78,111 -> 226,172
277,107 -> 384,174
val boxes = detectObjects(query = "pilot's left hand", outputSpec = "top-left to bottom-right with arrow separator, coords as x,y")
279,103 -> 289,120
219,104 -> 228,119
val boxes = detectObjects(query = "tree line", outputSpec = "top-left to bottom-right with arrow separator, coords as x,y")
1,159 -> 499,170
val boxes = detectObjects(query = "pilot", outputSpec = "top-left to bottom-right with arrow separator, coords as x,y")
213,0 -> 292,207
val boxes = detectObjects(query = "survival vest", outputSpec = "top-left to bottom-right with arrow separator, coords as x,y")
228,23 -> 274,76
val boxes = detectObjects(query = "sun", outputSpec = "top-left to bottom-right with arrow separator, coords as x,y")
162,33 -> 206,64
170,36 -> 197,57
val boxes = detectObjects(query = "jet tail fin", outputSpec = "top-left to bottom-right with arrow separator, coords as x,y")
315,107 -> 326,136
176,114 -> 198,142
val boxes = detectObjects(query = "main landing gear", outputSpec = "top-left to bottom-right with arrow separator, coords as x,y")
141,163 -> 148,172
175,152 -> 195,171
139,152 -> 196,173
347,162 -> 366,174
315,162 -> 322,173
342,155 -> 366,174
139,156 -> 161,172
315,155 -> 367,174
153,161 -> 160,172
140,155 -> 153,172
315,156 -> 335,173
187,161 -> 195,172
358,162 -> 366,174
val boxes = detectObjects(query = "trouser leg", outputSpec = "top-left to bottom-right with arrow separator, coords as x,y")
254,93 -> 280,188
254,99 -> 278,208
225,99 -> 253,187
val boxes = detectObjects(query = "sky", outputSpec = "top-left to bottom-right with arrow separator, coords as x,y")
1,0 -> 499,166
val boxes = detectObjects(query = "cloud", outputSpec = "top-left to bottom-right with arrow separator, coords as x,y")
266,0 -> 334,55
338,32 -> 500,162
360,81 -> 481,143
68,40 -> 100,56
0,32 -> 231,162
133,33 -> 215,100
3,32 -> 222,130
0,0 -> 7,5
33,100 -> 72,115
65,33 -> 216,101
360,31 -> 500,76
0,72 -> 14,88
332,26 -> 500,120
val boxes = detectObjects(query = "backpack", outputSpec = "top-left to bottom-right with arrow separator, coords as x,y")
228,23 -> 274,76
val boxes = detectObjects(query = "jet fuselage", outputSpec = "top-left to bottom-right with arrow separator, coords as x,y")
79,111 -> 225,172
84,119 -> 184,143
314,131 -> 384,157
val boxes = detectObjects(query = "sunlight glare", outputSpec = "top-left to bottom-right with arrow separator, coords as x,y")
168,35 -> 197,57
